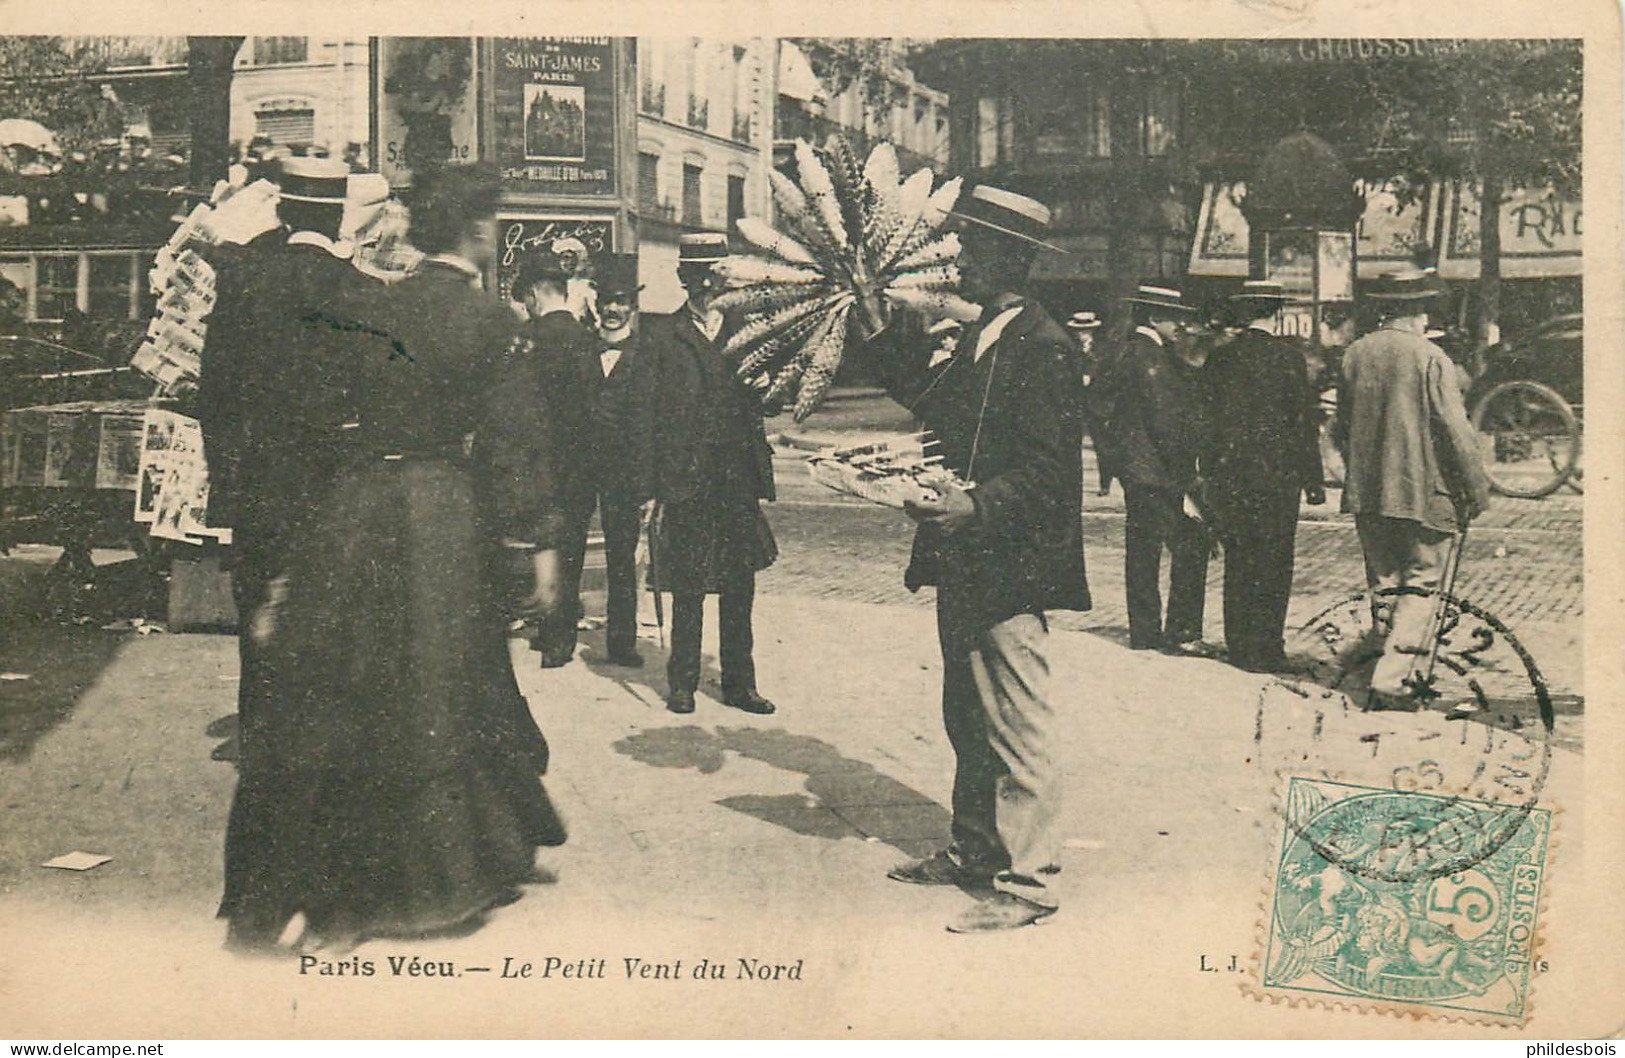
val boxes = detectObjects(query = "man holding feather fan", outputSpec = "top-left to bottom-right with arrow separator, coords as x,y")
709,140 -> 1088,931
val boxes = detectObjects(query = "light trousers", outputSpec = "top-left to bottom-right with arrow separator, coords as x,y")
1355,513 -> 1458,695
938,585 -> 1060,908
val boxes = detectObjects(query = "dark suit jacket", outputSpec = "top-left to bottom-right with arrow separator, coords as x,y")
194,236 -> 372,568
1203,327 -> 1323,523
577,333 -> 657,501
871,302 -> 1090,626
643,308 -> 775,507
478,307 -> 600,546
1102,331 -> 1209,492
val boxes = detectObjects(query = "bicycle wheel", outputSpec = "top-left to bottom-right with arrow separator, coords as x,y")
1470,380 -> 1579,499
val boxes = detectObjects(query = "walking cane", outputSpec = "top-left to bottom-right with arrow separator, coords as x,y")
1415,502 -> 1472,692
644,501 -> 665,650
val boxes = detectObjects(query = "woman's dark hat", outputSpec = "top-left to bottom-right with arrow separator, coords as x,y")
1368,267 -> 1444,302
514,250 -> 573,294
948,185 -> 1068,253
278,156 -> 350,204
678,232 -> 730,264
1123,284 -> 1196,315
594,254 -> 644,300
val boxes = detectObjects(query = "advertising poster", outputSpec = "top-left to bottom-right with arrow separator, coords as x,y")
374,37 -> 481,188
494,213 -> 615,304
491,37 -> 618,196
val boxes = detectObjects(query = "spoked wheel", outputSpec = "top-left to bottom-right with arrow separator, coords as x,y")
1471,380 -> 1579,499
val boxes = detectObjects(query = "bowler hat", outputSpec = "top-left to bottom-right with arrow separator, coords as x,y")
949,184 -> 1067,253
514,249 -> 573,294
1368,267 -> 1443,302
1123,284 -> 1196,315
678,232 -> 730,264
1066,310 -> 1102,331
594,254 -> 644,300
278,156 -> 350,204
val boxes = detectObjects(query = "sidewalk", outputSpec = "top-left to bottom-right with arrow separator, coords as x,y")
0,589 -> 1586,1037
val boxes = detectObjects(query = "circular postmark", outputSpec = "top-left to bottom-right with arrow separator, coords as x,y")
1258,584 -> 1556,885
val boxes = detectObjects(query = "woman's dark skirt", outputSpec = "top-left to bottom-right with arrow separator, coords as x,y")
218,457 -> 565,941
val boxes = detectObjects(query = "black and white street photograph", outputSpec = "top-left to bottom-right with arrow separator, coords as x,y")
0,5 -> 1619,1042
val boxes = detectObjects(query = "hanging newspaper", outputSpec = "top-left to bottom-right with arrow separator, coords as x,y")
134,408 -> 228,546
805,432 -> 970,510
129,179 -> 279,394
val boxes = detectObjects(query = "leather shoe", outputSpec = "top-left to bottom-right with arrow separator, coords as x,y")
945,892 -> 1057,933
887,850 -> 991,887
606,649 -> 644,668
722,689 -> 776,715
666,690 -> 696,714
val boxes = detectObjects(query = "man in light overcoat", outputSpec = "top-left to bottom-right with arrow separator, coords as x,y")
1335,269 -> 1492,698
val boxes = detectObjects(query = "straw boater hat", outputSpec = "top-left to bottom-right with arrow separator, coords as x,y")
1368,266 -> 1443,302
1066,311 -> 1102,331
1228,279 -> 1290,317
1230,279 -> 1290,302
277,156 -> 351,204
1123,284 -> 1196,315
948,185 -> 1067,253
678,231 -> 730,265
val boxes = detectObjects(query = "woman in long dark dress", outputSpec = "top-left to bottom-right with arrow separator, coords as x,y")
216,164 -> 565,951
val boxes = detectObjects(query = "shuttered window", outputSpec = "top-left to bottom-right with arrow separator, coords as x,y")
255,108 -> 316,147
682,163 -> 703,226
638,152 -> 661,215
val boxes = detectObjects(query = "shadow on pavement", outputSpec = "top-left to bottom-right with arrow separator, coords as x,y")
612,725 -> 950,858
0,551 -> 156,761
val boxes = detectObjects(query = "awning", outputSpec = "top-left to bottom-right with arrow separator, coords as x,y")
1190,179 -> 1437,280
1437,184 -> 1581,280
777,42 -> 824,103
1189,179 -> 1581,281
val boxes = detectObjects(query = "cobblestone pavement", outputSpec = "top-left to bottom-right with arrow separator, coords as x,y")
760,438 -> 1584,709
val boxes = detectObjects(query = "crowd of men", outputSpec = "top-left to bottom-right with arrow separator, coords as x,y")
1060,270 -> 1489,687
194,155 -> 1493,944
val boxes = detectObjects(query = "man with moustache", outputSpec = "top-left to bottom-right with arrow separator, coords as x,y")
555,253 -> 658,667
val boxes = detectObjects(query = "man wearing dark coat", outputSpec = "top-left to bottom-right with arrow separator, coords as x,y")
1099,285 -> 1210,653
506,248 -> 607,667
197,158 -> 369,642
209,161 -> 566,952
1203,280 -> 1327,673
559,253 -> 657,667
861,185 -> 1089,933
645,232 -> 777,716
194,159 -> 377,950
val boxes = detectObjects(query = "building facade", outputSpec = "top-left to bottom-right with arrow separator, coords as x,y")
632,38 -> 776,310
0,35 -> 371,338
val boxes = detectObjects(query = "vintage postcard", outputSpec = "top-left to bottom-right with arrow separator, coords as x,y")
0,0 -> 1619,1041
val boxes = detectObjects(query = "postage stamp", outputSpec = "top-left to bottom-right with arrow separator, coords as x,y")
1256,777 -> 1552,1025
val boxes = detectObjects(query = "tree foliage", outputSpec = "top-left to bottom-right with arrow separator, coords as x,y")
787,38 -> 911,116
0,37 -> 126,156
